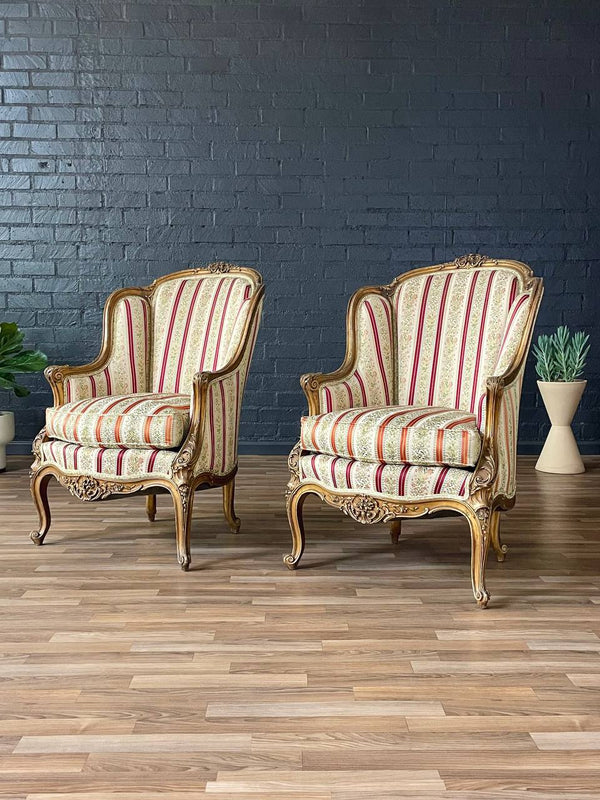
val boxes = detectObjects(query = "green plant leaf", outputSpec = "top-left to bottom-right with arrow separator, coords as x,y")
0,322 -> 47,398
534,326 -> 589,382
1,349 -> 48,373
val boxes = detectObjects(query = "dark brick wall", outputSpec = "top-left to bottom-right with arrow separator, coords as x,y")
1,0 -> 598,452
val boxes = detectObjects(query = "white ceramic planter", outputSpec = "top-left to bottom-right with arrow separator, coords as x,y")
536,380 -> 586,474
0,411 -> 15,473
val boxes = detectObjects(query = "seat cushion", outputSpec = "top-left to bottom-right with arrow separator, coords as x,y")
46,393 -> 190,450
300,405 -> 482,468
39,440 -> 176,480
300,453 -> 471,499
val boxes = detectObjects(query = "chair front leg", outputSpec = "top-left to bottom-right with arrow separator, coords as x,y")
30,469 -> 53,546
468,507 -> 491,608
146,493 -> 157,522
222,478 -> 241,533
170,483 -> 194,571
284,484 -> 310,569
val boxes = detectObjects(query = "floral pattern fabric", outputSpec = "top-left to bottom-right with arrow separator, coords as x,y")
46,393 -> 190,450
301,405 -> 481,468
299,453 -> 471,500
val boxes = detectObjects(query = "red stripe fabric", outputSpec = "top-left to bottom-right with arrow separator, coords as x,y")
364,300 -> 391,405
173,279 -> 204,393
157,279 -> 188,392
407,275 -> 433,405
124,298 -> 137,394
469,271 -> 496,412
199,277 -> 226,372
454,271 -> 480,409
427,273 -> 452,405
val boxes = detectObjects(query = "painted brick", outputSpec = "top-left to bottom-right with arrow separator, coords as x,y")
0,0 -> 598,452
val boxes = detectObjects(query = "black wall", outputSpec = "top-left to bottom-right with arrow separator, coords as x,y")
1,0 -> 598,452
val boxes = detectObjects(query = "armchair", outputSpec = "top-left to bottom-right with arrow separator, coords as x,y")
30,263 -> 264,570
285,255 -> 543,606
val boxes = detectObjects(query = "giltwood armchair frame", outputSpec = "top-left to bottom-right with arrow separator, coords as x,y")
284,254 -> 543,607
30,263 -> 264,570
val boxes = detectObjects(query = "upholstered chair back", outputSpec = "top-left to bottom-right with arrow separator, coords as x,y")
393,266 -> 533,416
149,273 -> 255,394
329,263 -> 536,418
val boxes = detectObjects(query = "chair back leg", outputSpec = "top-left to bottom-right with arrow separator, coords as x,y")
222,479 -> 241,533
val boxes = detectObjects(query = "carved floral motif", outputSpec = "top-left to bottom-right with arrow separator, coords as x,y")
451,253 -> 494,269
330,493 -> 426,525
285,441 -> 302,500
207,261 -> 234,273
57,475 -> 143,502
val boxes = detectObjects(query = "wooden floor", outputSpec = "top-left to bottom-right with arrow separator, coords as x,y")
1,455 -> 600,799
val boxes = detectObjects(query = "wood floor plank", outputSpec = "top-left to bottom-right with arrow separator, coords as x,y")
1,454 -> 599,797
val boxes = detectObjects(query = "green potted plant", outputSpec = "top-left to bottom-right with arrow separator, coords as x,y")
533,325 -> 590,474
0,322 -> 48,472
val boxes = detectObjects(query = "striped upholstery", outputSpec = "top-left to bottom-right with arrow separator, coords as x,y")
318,293 -> 393,413
64,295 -> 150,403
301,406 -> 481,469
150,274 -> 254,395
395,267 -> 526,414
192,307 -> 262,477
46,394 -> 190,450
494,374 -> 523,500
300,453 -> 470,500
40,440 -> 175,480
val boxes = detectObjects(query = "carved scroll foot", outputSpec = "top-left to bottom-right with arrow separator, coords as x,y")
171,484 -> 194,571
146,494 -> 157,523
284,485 -> 308,570
223,478 -> 241,534
490,509 -> 507,562
469,507 -> 491,608
30,470 -> 52,546
390,519 -> 402,544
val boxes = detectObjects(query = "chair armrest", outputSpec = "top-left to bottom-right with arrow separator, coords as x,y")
301,365 -> 357,416
45,287 -> 151,407
301,287 -> 394,416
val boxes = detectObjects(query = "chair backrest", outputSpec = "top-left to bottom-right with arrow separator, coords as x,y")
353,256 -> 541,413
149,268 -> 260,394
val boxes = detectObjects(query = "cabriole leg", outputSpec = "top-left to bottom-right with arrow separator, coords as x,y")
489,509 -> 507,562
284,486 -> 309,570
222,478 -> 241,533
146,493 -> 157,522
30,470 -> 52,546
468,509 -> 491,608
390,519 -> 402,544
171,485 -> 194,571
